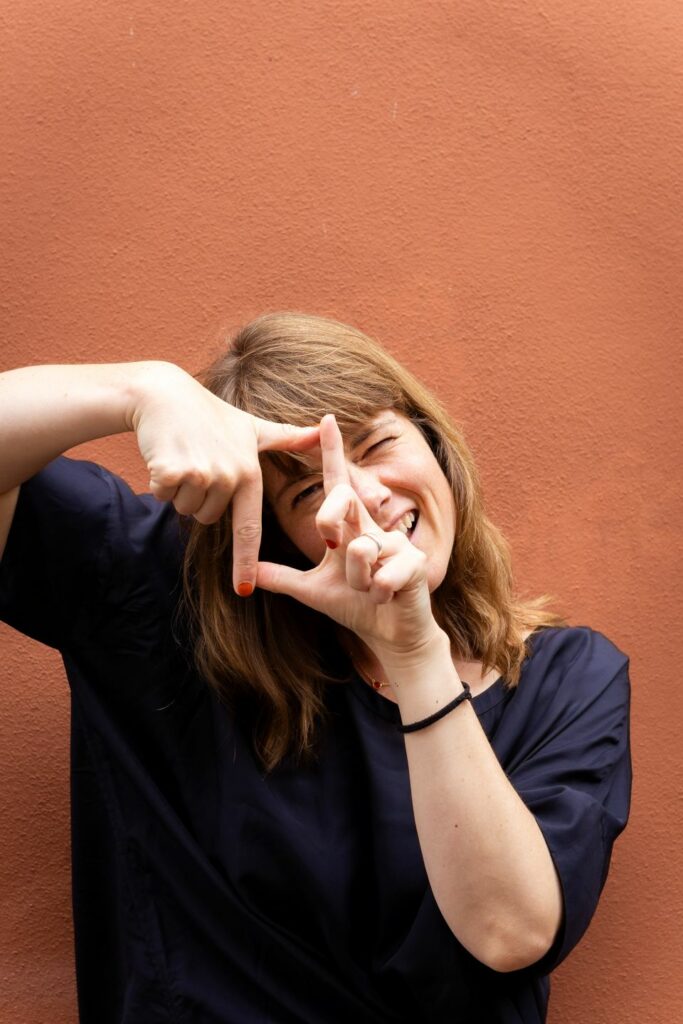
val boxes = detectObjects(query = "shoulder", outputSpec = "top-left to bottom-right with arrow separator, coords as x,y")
16,455 -> 132,529
526,625 -> 629,690
7,455 -> 184,593
1,456 -> 186,651
19,455 -> 180,536
26,454 -> 140,507
508,625 -> 631,742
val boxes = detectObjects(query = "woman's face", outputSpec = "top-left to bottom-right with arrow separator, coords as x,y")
262,410 -> 457,592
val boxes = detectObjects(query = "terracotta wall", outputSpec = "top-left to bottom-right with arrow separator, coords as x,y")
1,1 -> 680,1020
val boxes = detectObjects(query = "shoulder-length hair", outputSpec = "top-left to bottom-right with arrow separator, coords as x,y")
181,312 -> 566,773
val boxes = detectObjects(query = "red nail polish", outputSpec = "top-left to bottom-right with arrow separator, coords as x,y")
326,540 -> 338,550
237,581 -> 254,597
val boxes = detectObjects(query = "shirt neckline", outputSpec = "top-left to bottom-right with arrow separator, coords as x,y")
348,670 -> 509,721
347,628 -> 546,722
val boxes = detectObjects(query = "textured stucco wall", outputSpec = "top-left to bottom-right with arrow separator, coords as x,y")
1,2 -> 681,1021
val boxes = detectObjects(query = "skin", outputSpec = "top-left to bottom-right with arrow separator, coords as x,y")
258,412 -> 564,971
260,410 -> 508,694
0,362 -> 323,598
0,365 -> 563,970
259,410 -> 457,667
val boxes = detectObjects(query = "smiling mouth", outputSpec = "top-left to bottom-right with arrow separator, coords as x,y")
396,508 -> 419,539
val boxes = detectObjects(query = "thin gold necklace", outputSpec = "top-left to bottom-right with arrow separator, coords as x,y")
354,662 -> 392,690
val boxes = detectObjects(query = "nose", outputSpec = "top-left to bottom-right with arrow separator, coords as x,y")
347,463 -> 391,520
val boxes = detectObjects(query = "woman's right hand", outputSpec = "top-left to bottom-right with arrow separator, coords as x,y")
129,363 -> 320,595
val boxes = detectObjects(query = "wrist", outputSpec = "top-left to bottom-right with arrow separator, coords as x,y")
125,361 -> 188,432
372,626 -> 451,682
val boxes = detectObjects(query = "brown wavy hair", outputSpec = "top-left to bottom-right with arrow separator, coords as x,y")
181,312 -> 567,773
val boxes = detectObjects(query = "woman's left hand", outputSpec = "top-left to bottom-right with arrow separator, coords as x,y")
256,414 -> 444,662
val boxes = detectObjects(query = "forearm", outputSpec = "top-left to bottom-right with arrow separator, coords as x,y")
383,631 -> 563,973
0,361 -> 172,492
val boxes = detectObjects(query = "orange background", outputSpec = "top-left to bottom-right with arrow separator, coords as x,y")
1,2 -> 681,1021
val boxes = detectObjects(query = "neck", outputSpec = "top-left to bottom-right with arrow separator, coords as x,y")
336,627 -> 388,684
336,625 -> 501,695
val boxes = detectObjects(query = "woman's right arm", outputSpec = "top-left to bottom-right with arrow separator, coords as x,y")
0,362 -> 162,494
0,361 -> 320,591
0,361 -> 153,560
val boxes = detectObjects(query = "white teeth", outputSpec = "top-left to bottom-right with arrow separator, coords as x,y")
396,510 -> 416,534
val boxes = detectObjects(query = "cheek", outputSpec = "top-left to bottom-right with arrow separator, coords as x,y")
279,516 -> 326,565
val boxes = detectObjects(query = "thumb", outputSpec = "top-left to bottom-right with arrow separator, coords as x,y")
256,561 -> 318,608
254,417 -> 321,453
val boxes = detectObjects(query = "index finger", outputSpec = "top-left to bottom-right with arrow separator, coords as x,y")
320,414 -> 350,496
230,469 -> 264,597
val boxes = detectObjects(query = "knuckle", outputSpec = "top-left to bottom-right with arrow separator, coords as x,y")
238,464 -> 261,487
234,519 -> 261,541
211,472 -> 235,493
232,555 -> 257,572
149,482 -> 175,499
193,508 -> 222,525
185,467 -> 210,488
370,584 -> 393,605
174,500 -> 201,517
374,577 -> 394,598
149,464 -> 182,488
315,509 -> 332,531
159,465 -> 209,489
348,538 -> 372,561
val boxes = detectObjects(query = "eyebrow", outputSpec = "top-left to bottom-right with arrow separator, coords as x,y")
274,416 -> 399,503
348,416 -> 397,449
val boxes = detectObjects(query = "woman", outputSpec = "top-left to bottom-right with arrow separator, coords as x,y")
0,313 -> 631,1024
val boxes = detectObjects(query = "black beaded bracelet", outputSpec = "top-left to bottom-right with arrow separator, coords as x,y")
397,681 -> 472,734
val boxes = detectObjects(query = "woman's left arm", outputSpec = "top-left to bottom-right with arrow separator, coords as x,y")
381,631 -> 564,974
257,414 -> 564,973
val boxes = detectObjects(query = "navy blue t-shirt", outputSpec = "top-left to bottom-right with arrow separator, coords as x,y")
0,457 -> 632,1024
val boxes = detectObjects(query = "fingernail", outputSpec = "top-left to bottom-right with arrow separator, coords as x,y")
326,540 -> 338,550
237,581 -> 254,597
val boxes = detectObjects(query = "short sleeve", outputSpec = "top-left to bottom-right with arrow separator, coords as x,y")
0,456 -> 179,653
505,627 -> 632,974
